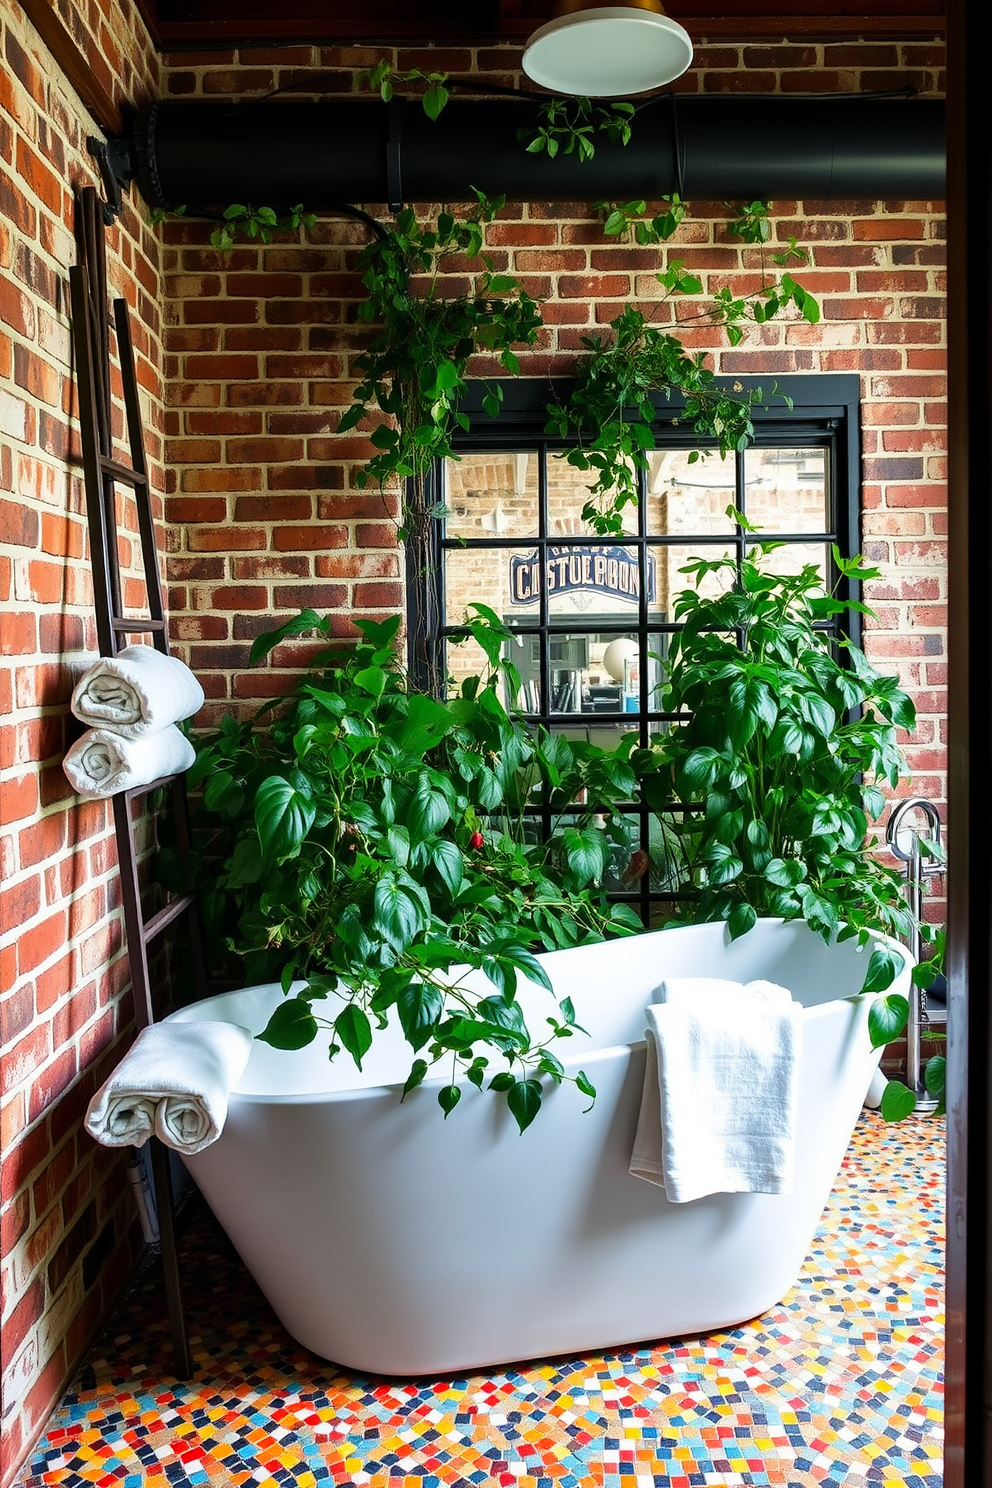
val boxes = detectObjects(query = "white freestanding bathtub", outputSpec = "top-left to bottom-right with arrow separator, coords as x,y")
167,918 -> 910,1376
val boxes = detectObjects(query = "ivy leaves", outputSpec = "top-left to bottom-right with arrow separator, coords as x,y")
519,98 -> 636,162
546,305 -> 770,535
342,194 -> 543,508
550,199 -> 820,533
191,607 -> 634,1131
643,541 -> 917,965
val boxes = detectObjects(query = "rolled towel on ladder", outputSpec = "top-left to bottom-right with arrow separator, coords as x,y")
71,645 -> 204,738
62,724 -> 195,798
85,1022 -> 254,1155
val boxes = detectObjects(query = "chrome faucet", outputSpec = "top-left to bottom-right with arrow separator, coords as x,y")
886,797 -> 943,1109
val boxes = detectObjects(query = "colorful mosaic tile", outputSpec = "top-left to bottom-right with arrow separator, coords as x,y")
14,1112 -> 943,1488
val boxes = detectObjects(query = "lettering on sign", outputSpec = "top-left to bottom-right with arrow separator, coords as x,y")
509,546 -> 656,606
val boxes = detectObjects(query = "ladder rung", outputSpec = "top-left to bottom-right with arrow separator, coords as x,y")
100,454 -> 147,488
143,892 -> 196,944
125,771 -> 184,799
112,618 -> 166,632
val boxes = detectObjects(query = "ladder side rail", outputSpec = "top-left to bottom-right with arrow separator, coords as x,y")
68,266 -> 120,661
169,776 -> 211,1005
77,188 -> 111,457
113,298 -> 169,650
112,793 -> 156,1033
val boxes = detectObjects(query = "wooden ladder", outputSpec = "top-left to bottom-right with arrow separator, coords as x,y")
69,187 -> 204,1376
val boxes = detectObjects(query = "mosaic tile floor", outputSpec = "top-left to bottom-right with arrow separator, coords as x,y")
16,1112 -> 943,1488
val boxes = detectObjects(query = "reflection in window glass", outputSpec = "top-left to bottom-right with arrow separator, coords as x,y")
749,540 -> 829,584
444,547 -> 539,623
651,545 -> 736,609
548,452 -> 638,536
744,447 -> 829,534
545,543 -> 644,618
646,450 -> 737,536
445,451 -> 538,540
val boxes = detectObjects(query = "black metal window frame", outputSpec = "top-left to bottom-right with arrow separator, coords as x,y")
409,373 -> 862,923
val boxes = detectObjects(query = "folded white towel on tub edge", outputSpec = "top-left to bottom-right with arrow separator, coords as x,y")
84,1021 -> 254,1155
629,976 -> 803,1203
71,645 -> 204,738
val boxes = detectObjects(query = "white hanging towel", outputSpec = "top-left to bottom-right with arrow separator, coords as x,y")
629,976 -> 803,1203
62,724 -> 195,798
85,1022 -> 254,1155
71,645 -> 204,738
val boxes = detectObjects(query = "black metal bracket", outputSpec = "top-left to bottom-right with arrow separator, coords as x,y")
87,135 -> 134,224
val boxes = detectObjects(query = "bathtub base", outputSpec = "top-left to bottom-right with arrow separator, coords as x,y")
173,920 -> 902,1376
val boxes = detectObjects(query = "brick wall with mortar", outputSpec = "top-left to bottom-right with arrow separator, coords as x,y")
159,39 -> 947,883
0,4 -> 163,1483
159,38 -> 947,1095
0,26 -> 948,1480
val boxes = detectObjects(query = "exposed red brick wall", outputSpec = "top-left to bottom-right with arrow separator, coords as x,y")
0,4 -> 162,1483
159,43 -> 946,815
1,27 -> 947,1481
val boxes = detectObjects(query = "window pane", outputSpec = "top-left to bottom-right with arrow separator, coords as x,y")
748,540 -> 829,584
542,630 -> 658,716
445,451 -> 538,539
645,449 -> 738,537
650,543 -> 737,611
444,632 -> 496,700
648,812 -> 693,893
743,446 -> 829,534
547,451 -> 638,537
444,546 -> 540,623
546,543 -> 645,619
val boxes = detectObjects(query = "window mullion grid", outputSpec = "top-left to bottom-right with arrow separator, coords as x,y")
537,444 -> 552,847
637,448 -> 651,926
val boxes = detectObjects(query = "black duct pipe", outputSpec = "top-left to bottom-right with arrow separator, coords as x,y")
131,95 -> 945,212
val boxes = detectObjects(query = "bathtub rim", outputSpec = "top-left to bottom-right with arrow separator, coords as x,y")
168,918 -> 908,1109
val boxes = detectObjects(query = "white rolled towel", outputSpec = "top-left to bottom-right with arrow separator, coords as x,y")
62,724 -> 195,798
71,645 -> 204,738
85,1021 -> 254,1155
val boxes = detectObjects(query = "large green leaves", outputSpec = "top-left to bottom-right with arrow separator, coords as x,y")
255,776 -> 316,862
559,826 -> 608,886
868,993 -> 909,1049
257,998 -> 318,1050
374,875 -> 428,952
397,981 -> 444,1050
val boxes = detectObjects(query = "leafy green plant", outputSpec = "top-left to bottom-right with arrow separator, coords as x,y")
875,918 -> 946,1121
549,199 -> 820,535
357,59 -> 450,120
636,534 -> 917,1002
356,60 -> 635,160
519,97 -> 636,162
207,203 -> 317,251
189,606 -> 644,1131
546,306 -> 774,537
337,192 -> 543,690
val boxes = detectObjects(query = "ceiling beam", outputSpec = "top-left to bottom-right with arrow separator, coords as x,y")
149,3 -> 944,48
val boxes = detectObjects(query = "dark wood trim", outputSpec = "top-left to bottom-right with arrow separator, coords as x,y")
152,15 -> 944,46
16,0 -> 122,134
945,0 -> 992,1480
130,0 -> 164,49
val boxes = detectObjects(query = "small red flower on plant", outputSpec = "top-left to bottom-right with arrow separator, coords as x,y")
469,830 -> 485,850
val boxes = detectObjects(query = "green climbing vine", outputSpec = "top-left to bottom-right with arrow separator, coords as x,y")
547,195 -> 822,534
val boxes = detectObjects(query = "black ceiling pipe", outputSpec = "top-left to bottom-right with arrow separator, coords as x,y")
130,95 -> 945,212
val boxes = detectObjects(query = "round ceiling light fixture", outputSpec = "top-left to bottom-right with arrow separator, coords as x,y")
522,0 -> 693,98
